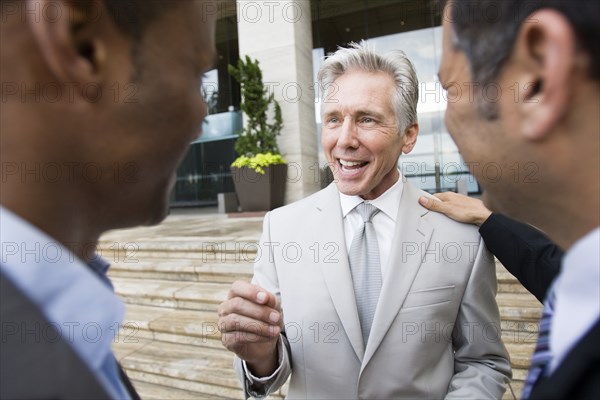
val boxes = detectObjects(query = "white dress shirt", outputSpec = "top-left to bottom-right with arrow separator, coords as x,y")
550,227 -> 600,372
339,173 -> 403,280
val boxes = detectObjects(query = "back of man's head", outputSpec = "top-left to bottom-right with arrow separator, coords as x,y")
438,0 -> 599,249
441,0 -> 599,118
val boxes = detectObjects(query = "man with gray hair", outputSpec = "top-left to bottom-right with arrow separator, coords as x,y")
218,43 -> 511,399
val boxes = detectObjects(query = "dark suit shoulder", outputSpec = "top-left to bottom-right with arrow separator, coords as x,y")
531,319 -> 600,400
0,274 -> 111,399
479,213 -> 561,302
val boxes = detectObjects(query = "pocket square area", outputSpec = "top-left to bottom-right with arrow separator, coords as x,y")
402,285 -> 456,309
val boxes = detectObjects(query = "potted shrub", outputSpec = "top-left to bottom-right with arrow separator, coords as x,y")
228,56 -> 287,211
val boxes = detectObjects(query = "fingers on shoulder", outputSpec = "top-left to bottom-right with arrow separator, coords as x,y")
419,194 -> 443,211
433,192 -> 456,202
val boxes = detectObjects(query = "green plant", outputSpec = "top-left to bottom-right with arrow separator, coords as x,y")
231,152 -> 287,174
228,56 -> 285,168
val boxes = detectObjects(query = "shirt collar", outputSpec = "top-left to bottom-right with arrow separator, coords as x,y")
551,226 -> 600,369
339,171 -> 404,222
561,227 -> 600,300
0,206 -> 124,370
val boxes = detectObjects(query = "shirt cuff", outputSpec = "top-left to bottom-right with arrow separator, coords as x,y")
242,335 -> 284,390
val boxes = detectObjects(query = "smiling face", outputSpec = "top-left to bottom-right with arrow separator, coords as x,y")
321,70 -> 417,200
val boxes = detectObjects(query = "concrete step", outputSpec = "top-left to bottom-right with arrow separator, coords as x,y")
505,380 -> 524,400
500,319 -> 539,344
108,258 -> 253,283
505,342 -> 536,370
98,218 -> 262,261
115,339 -> 244,398
497,292 -> 543,322
113,278 -> 228,312
498,282 -> 532,294
98,237 -> 261,263
120,304 -> 222,349
496,263 -> 519,282
100,214 -> 263,243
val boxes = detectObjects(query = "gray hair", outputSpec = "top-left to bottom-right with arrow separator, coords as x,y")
441,0 -> 600,119
317,42 -> 419,135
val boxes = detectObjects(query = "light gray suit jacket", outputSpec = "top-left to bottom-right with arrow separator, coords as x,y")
235,181 -> 511,399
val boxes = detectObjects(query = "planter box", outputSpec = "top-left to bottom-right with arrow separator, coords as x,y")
231,164 -> 287,212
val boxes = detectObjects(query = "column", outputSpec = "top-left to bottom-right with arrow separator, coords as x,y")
237,0 -> 320,204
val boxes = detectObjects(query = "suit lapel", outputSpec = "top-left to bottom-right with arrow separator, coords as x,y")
315,184 -> 365,361
361,181 -> 434,371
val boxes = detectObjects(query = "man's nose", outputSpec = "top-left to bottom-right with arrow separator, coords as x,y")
337,119 -> 359,149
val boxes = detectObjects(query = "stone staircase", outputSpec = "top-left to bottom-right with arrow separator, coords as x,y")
100,213 -> 283,399
496,265 -> 542,399
99,213 -> 542,400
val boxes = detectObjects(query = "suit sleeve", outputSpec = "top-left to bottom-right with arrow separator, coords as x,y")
479,213 -> 563,302
233,212 -> 292,399
446,237 -> 512,399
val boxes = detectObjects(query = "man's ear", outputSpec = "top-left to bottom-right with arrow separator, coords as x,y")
26,0 -> 110,89
401,123 -> 419,154
512,9 -> 576,140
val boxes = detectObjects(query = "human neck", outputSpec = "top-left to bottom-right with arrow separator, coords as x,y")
534,183 -> 599,251
1,187 -> 101,263
361,169 -> 400,201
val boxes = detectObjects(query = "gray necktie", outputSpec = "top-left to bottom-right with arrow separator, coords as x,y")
348,202 -> 382,344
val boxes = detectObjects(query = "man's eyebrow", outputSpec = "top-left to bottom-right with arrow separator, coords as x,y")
355,109 -> 385,119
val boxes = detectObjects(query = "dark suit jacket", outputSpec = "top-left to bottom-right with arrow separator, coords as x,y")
479,213 -> 600,399
0,273 -> 140,399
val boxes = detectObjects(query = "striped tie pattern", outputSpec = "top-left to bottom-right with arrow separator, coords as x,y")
521,285 -> 557,399
348,202 -> 382,345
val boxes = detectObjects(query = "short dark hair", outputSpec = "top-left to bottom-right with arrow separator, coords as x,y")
0,0 -> 175,39
104,0 -> 176,39
440,0 -> 600,86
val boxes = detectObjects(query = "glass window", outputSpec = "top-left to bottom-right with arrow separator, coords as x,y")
171,0 -> 241,207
